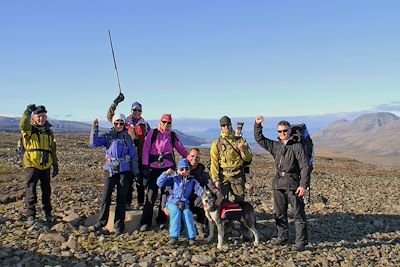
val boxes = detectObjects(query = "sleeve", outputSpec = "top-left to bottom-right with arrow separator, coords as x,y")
106,103 -> 117,123
173,133 -> 188,158
157,172 -> 174,187
254,122 -> 277,155
127,135 -> 139,176
19,111 -> 32,138
294,144 -> 311,188
142,129 -> 153,166
194,180 -> 204,197
50,132 -> 58,165
89,125 -> 109,147
209,140 -> 220,183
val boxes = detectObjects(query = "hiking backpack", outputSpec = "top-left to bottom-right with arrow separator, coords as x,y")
290,123 -> 314,166
105,133 -> 132,175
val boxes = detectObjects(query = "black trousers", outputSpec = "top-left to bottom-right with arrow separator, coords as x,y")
25,167 -> 52,217
273,189 -> 308,245
126,162 -> 145,206
140,167 -> 168,226
98,171 -> 130,231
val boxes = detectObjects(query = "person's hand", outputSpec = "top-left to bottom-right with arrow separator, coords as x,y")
113,93 -> 125,105
166,168 -> 174,175
26,104 -> 37,113
237,139 -> 246,150
194,196 -> 203,208
214,181 -> 221,189
255,115 -> 264,125
215,193 -> 224,206
295,186 -> 306,198
52,164 -> 59,178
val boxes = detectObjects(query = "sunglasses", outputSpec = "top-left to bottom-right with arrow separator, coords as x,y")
114,121 -> 124,126
277,129 -> 289,133
161,121 -> 172,125
132,109 -> 142,112
179,167 -> 190,171
220,124 -> 231,127
190,154 -> 200,159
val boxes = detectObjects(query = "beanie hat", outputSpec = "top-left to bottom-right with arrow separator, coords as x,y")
160,114 -> 172,122
219,116 -> 231,126
177,159 -> 190,170
112,113 -> 126,124
33,105 -> 47,115
131,101 -> 142,110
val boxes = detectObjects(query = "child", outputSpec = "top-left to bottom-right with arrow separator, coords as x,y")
157,159 -> 203,245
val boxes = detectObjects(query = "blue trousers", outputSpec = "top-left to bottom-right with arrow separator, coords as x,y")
166,202 -> 197,239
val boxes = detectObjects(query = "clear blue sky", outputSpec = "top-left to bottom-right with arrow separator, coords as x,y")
1,1 -> 399,121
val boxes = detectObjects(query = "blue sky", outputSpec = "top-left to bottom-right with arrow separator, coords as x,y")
1,1 -> 399,121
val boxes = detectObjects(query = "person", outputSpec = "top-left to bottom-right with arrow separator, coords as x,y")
254,116 -> 311,252
107,93 -> 151,210
156,159 -> 203,246
19,104 -> 58,224
140,114 -> 188,231
209,116 -> 253,203
90,113 -> 139,235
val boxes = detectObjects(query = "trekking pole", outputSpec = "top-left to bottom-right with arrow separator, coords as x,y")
108,30 -> 122,94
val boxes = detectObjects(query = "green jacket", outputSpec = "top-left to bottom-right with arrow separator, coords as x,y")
209,131 -> 253,182
19,111 -> 58,170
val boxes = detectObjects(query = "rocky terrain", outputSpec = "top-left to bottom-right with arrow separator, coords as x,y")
0,132 -> 399,266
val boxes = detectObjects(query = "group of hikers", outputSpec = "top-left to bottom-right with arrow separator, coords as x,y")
19,93 -> 313,252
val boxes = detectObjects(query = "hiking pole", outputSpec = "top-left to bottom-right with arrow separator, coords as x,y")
108,30 -> 122,94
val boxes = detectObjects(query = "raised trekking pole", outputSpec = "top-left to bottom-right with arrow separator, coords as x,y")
108,30 -> 122,94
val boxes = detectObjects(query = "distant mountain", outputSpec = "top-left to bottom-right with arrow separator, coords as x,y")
0,116 -> 207,146
312,112 -> 400,156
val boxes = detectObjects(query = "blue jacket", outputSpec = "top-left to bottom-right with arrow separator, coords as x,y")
157,172 -> 203,205
90,125 -> 139,176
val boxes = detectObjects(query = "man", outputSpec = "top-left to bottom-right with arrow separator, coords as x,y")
254,116 -> 310,252
209,116 -> 253,202
107,93 -> 151,210
19,104 -> 58,224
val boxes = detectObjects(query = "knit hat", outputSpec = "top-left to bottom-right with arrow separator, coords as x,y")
131,101 -> 142,110
33,105 -> 47,115
160,114 -> 172,122
219,116 -> 231,126
112,113 -> 126,123
177,159 -> 190,170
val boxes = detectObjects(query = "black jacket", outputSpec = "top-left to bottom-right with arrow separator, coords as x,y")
254,123 -> 310,190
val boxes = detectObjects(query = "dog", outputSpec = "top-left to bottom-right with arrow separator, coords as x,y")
201,188 -> 260,250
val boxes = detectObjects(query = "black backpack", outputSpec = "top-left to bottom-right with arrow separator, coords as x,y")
290,123 -> 314,165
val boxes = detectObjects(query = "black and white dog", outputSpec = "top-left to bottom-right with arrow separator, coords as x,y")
201,188 -> 260,249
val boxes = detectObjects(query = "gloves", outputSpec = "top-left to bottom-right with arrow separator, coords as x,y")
26,104 -> 37,114
52,164 -> 59,178
113,93 -> 125,105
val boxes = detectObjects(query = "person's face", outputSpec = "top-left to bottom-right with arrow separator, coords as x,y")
189,150 -> 201,168
178,166 -> 190,176
160,120 -> 172,131
277,124 -> 291,141
131,107 -> 142,119
220,123 -> 231,133
113,120 -> 125,132
32,113 -> 47,126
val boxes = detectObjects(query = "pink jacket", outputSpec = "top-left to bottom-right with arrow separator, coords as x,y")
142,129 -> 188,169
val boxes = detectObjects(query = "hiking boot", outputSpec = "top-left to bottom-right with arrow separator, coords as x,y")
27,216 -> 36,225
125,204 -> 134,211
138,204 -> 144,210
159,223 -> 167,230
270,237 -> 288,246
169,237 -> 178,247
94,223 -> 104,231
114,228 -> 123,236
140,224 -> 150,232
188,238 -> 196,246
292,243 -> 307,252
44,214 -> 55,223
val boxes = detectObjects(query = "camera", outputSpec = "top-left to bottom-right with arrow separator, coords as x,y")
157,152 -> 164,167
39,151 -> 49,165
236,122 -> 244,137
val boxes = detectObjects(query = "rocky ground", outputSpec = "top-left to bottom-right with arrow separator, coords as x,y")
0,132 -> 399,267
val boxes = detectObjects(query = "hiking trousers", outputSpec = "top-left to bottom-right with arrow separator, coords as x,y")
140,167 -> 168,226
167,202 -> 197,239
25,167 -> 52,217
98,171 -> 130,231
221,172 -> 245,202
127,162 -> 145,207
273,189 -> 308,245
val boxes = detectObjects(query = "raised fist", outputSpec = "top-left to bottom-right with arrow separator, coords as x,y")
113,93 -> 125,105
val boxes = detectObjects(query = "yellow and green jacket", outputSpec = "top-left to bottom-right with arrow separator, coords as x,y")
19,112 -> 58,170
209,131 -> 253,182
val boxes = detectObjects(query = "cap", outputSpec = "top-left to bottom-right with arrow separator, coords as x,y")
160,114 -> 172,122
131,101 -> 142,110
177,159 -> 190,170
33,105 -> 47,115
219,116 -> 231,126
112,113 -> 126,124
